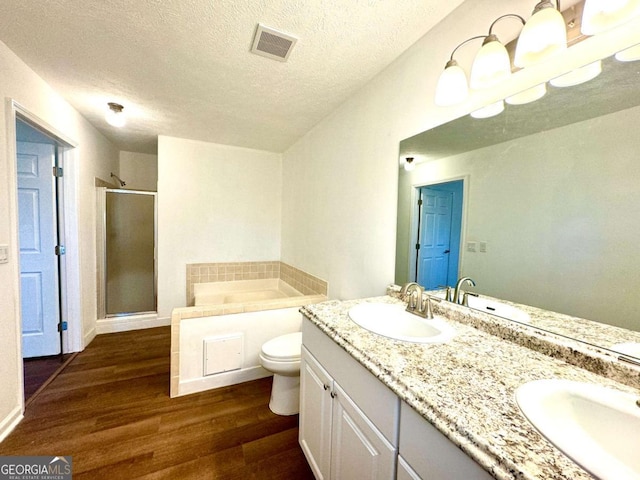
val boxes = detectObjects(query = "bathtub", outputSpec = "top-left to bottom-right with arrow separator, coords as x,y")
171,278 -> 326,397
193,278 -> 303,306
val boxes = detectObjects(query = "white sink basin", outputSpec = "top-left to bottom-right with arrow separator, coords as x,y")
435,291 -> 530,323
516,379 -> 640,480
348,302 -> 455,344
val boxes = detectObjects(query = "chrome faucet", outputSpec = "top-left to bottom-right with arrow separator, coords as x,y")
453,277 -> 476,304
400,282 -> 433,318
400,282 -> 439,319
400,282 -> 424,313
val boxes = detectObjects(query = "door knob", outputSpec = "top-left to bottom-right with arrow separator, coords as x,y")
444,250 -> 450,254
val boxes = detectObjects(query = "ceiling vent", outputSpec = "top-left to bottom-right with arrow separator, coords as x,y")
251,24 -> 297,62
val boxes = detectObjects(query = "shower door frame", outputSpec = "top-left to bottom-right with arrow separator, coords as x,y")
103,188 -> 158,317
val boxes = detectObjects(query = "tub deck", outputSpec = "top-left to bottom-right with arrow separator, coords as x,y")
171,277 -> 327,397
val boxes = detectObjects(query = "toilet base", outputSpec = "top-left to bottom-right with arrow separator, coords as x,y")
269,374 -> 300,415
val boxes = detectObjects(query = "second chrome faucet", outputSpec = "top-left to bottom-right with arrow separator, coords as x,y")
453,277 -> 476,305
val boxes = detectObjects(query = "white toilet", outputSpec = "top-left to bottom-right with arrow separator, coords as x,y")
259,331 -> 303,415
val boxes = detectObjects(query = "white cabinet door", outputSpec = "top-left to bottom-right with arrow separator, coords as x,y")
397,456 -> 421,480
300,346 -> 333,480
330,383 -> 396,480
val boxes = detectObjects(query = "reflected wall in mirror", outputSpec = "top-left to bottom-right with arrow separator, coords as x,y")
396,55 -> 640,356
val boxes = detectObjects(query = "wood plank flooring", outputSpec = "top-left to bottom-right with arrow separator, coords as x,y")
1,327 -> 315,480
23,353 -> 75,405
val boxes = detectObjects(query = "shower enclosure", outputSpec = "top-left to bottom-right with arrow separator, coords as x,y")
103,189 -> 157,316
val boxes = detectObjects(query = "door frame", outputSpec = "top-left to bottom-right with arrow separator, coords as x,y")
407,175 -> 469,286
6,100 -> 82,381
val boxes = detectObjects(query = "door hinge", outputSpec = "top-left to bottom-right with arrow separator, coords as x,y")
415,243 -> 420,251
58,321 -> 68,332
417,198 -> 423,206
55,245 -> 66,256
53,166 -> 64,177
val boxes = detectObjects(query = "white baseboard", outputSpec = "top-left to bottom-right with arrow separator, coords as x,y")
176,365 -> 271,397
0,405 -> 23,443
83,325 -> 97,348
96,314 -> 170,335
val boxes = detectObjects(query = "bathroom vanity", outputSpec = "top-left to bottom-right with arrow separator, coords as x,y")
299,295 -> 640,480
300,313 -> 491,479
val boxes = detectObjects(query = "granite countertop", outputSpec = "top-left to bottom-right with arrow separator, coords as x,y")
300,295 -> 640,480
425,288 -> 640,357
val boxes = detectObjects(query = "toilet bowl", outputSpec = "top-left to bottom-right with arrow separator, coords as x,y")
259,331 -> 302,415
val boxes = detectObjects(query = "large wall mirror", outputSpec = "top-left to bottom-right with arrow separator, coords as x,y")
396,53 -> 640,359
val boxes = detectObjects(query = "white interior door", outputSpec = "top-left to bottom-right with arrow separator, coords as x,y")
17,141 -> 61,358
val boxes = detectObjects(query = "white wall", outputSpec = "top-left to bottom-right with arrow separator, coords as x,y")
157,136 -> 282,318
0,40 -> 119,439
119,150 -> 158,191
280,0 -> 640,301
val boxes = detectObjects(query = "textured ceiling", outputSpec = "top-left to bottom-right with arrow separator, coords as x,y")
0,0 -> 464,154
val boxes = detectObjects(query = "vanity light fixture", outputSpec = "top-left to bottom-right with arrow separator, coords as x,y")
615,42 -> 640,61
106,102 -> 126,128
549,59 -> 602,87
435,0 -> 640,116
581,0 -> 640,35
514,0 -> 567,68
404,157 -> 416,172
470,15 -> 526,90
434,36 -> 486,106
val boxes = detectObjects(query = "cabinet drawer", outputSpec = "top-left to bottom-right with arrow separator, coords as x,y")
399,402 -> 492,480
302,317 -> 399,445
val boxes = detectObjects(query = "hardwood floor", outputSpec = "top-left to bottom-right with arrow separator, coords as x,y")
23,353 -> 75,405
1,327 -> 315,480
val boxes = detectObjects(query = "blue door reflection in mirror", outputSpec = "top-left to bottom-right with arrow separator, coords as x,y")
415,180 -> 463,289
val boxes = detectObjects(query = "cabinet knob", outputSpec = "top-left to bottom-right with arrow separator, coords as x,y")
330,391 -> 337,399
323,384 -> 330,391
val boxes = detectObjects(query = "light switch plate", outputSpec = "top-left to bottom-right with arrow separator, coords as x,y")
479,241 -> 487,253
0,245 -> 8,264
467,241 -> 477,253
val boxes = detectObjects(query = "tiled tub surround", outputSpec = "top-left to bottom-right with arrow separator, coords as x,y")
386,285 -> 640,390
301,296 -> 640,480
171,274 -> 326,398
186,261 -> 328,306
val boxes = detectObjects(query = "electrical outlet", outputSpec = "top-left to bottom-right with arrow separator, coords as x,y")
0,245 -> 8,264
467,241 -> 477,253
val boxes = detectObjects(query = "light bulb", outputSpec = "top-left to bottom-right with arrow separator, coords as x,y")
550,60 -> 602,87
515,4 -> 567,68
506,83 -> 547,105
434,60 -> 469,106
582,0 -> 640,35
470,36 -> 512,90
106,102 -> 126,128
470,100 -> 505,119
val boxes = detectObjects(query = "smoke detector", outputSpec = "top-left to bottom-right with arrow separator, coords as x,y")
251,24 -> 297,62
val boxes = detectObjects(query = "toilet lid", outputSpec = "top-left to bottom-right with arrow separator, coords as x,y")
261,332 -> 302,361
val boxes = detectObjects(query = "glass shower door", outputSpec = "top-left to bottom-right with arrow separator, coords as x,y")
105,190 -> 156,315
